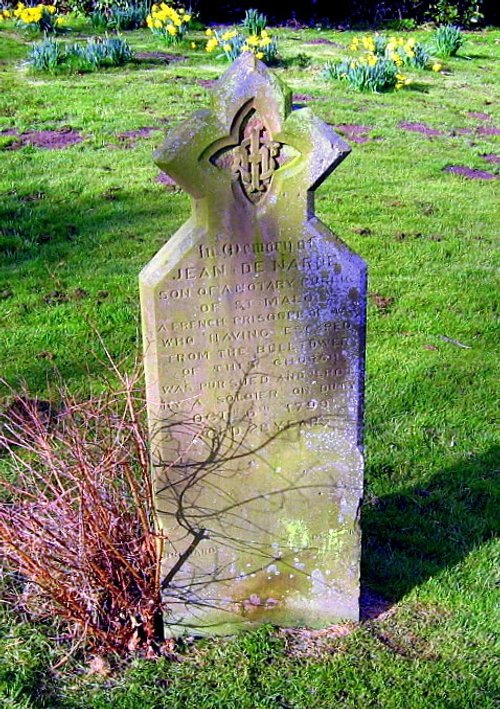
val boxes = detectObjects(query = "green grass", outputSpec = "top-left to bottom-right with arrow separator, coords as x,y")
0,21 -> 499,708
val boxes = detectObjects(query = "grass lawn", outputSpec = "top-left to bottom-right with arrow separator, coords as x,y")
0,19 -> 499,708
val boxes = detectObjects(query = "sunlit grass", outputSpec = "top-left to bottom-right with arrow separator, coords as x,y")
0,22 -> 498,708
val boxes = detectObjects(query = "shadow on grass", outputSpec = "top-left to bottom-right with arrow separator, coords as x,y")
0,185 -> 184,268
362,445 -> 499,600
455,54 -> 489,60
404,82 -> 430,94
130,53 -> 188,68
0,329 -> 144,400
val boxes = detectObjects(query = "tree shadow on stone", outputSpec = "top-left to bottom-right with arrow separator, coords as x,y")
153,396 -> 322,625
361,445 -> 499,601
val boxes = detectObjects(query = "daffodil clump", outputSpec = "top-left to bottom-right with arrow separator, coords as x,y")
349,34 -> 430,70
27,35 -> 133,74
146,3 -> 191,44
0,7 -> 13,23
205,26 -> 277,63
325,55 -> 409,92
326,31 -> 447,92
12,2 -> 60,34
432,25 -> 464,57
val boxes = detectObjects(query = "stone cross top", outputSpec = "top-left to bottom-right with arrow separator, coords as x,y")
152,52 -> 350,224
140,53 -> 367,636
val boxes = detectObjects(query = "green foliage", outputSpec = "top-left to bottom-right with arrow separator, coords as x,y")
26,36 -> 64,72
427,0 -> 483,26
408,42 -> 431,68
325,56 -> 405,92
27,35 -> 133,73
432,24 -> 465,56
381,17 -> 418,30
68,36 -> 134,70
64,0 -> 94,15
243,7 -> 267,36
91,3 -> 148,31
285,51 -> 312,68
89,8 -> 108,30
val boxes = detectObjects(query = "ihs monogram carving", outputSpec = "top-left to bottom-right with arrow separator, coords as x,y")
210,107 -> 284,204
231,111 -> 282,202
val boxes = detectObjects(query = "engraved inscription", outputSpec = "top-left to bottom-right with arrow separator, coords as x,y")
153,234 -> 360,439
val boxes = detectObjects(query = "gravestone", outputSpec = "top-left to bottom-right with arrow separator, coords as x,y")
140,53 -> 366,636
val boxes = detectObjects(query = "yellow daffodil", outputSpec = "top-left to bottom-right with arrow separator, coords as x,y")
432,62 -> 443,72
223,43 -> 231,52
205,27 -> 213,35
256,51 -> 264,59
184,14 -> 191,22
395,72 -> 410,88
191,41 -> 196,48
205,37 -> 218,52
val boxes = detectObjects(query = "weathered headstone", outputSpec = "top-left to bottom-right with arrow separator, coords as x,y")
140,53 -> 366,636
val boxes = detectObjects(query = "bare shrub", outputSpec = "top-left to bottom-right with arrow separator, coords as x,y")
0,368 -> 165,656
